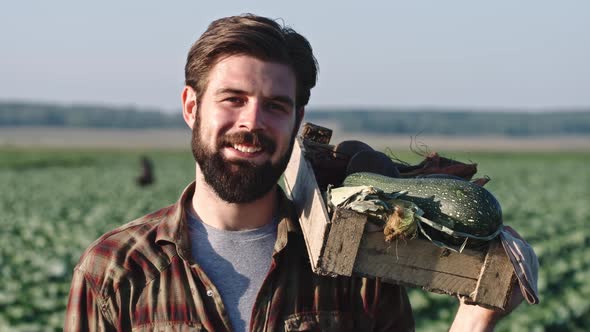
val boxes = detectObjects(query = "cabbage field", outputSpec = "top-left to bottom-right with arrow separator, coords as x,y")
0,148 -> 588,331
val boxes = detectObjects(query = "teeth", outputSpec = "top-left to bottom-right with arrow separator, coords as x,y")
233,144 -> 262,153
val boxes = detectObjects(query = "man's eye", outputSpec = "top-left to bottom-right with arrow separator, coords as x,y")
224,97 -> 245,105
267,102 -> 287,113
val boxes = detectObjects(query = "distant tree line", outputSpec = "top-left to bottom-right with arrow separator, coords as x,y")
1,101 -> 590,136
305,109 -> 590,136
0,101 -> 184,128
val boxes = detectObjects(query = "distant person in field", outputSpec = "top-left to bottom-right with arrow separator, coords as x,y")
136,155 -> 154,186
65,14 -> 525,331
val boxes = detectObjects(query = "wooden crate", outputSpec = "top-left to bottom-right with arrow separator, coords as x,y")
283,136 -> 515,310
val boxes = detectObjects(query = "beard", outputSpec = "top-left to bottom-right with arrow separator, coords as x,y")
191,118 -> 296,203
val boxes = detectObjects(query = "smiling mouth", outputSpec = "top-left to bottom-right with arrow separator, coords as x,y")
232,144 -> 262,153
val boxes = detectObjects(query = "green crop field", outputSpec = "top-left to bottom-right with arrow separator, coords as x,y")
0,147 -> 588,331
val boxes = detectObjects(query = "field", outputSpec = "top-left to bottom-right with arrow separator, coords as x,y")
1,146 -> 589,331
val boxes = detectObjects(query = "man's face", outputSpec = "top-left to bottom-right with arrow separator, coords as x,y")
190,55 -> 299,203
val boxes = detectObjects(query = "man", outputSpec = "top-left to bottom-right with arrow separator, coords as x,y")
65,14 -> 521,331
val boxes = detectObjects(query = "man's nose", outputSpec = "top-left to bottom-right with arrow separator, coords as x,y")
238,101 -> 265,131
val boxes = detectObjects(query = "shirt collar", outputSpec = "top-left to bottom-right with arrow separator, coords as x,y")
155,181 -> 301,261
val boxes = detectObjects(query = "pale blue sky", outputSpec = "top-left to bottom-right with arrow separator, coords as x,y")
1,1 -> 588,112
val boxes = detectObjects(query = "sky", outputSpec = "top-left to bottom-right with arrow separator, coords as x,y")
1,1 -> 589,112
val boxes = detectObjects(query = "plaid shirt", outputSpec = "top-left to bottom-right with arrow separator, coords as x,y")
65,182 -> 414,331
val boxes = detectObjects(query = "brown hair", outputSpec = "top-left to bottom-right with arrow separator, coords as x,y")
185,14 -> 318,110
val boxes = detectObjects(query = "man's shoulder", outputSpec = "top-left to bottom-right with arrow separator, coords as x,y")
74,204 -> 178,295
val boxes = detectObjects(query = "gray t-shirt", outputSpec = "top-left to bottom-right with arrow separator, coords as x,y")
186,210 -> 277,332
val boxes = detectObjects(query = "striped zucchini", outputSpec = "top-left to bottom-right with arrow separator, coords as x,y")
343,172 -> 503,245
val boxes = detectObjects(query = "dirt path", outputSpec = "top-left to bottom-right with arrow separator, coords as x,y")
1,127 -> 589,151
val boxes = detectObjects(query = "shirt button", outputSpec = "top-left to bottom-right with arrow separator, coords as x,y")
206,290 -> 214,297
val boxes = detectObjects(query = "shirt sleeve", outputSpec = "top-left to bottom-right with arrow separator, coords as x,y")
64,268 -> 117,332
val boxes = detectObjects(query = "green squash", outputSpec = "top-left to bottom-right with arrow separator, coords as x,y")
343,172 -> 503,247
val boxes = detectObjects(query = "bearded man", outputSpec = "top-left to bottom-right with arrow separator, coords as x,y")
65,14 -> 522,332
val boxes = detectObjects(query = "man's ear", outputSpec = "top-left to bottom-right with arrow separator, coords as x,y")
295,107 -> 305,130
181,86 -> 198,129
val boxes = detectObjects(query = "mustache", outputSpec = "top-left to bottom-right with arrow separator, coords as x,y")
219,131 -> 276,153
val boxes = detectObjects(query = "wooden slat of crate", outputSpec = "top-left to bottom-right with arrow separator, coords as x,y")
283,137 -> 332,272
354,228 -> 514,309
283,136 -> 515,310
354,231 -> 485,294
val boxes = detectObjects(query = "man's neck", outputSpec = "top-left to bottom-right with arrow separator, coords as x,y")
190,172 -> 277,231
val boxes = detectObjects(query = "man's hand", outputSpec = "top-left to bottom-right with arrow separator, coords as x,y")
449,282 -> 524,332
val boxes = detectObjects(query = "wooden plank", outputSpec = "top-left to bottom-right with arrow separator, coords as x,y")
318,209 -> 368,276
283,137 -> 331,274
301,122 -> 332,144
300,140 -> 335,160
470,239 -> 515,309
353,231 -> 487,297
